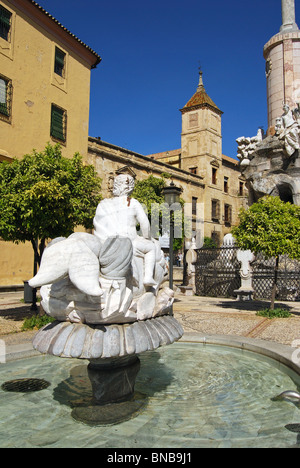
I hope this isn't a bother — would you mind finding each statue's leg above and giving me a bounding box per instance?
[143,249,157,287]
[133,238,157,288]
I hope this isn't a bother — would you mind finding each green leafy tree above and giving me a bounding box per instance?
[0,144,102,266]
[202,236,218,249]
[231,196,300,309]
[132,174,167,215]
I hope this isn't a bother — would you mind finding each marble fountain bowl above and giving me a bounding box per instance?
[1,338,300,448]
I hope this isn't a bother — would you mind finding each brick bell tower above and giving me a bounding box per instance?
[264,0,300,133]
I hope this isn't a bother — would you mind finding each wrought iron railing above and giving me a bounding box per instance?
[195,248,300,301]
[195,247,241,298]
[253,253,300,301]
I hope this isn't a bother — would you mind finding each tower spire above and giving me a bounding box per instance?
[197,68,204,91]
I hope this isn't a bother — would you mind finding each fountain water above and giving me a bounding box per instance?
[0,341,300,447]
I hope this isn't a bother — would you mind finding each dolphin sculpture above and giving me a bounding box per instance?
[29,232,103,297]
[273,390,300,403]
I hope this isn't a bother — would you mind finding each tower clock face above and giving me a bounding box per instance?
[265,58,272,78]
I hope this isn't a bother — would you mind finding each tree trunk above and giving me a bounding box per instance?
[270,256,280,310]
[31,238,40,266]
[30,238,46,266]
[30,238,46,313]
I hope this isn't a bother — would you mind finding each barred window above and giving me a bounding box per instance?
[54,47,66,78]
[0,75,12,119]
[0,5,12,41]
[50,104,67,142]
[211,199,220,221]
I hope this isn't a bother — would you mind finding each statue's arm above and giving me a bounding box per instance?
[134,200,151,239]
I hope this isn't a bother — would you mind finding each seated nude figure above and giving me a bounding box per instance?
[93,174,157,288]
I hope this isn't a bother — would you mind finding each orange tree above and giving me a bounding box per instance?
[232,196,300,309]
[0,144,102,267]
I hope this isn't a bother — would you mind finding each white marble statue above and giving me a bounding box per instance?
[278,103,300,157]
[29,175,173,325]
[93,174,158,288]
[275,117,283,135]
[234,249,255,301]
[236,129,264,166]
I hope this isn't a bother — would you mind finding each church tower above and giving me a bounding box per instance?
[264,0,300,132]
[180,71,223,178]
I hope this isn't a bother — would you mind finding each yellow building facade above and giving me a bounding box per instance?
[0,0,100,286]
[0,0,100,161]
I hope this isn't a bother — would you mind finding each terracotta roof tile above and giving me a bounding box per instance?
[180,72,222,115]
[182,89,222,114]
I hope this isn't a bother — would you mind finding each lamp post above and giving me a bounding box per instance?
[163,181,182,294]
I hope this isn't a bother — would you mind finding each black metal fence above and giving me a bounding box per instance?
[252,252,300,301]
[195,247,300,301]
[195,247,241,298]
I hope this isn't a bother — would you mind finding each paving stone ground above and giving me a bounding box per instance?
[0,290,299,348]
[173,294,300,346]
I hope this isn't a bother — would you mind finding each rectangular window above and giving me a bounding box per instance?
[190,167,197,175]
[0,5,12,41]
[54,47,66,77]
[211,231,220,247]
[239,181,244,196]
[0,75,12,118]
[50,104,67,142]
[212,167,217,185]
[224,176,229,193]
[211,199,220,221]
[189,113,198,128]
[224,204,232,225]
[192,197,198,216]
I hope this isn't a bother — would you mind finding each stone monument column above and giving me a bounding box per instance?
[264,0,300,133]
[281,0,298,33]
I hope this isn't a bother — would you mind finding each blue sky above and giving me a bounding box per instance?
[37,0,299,159]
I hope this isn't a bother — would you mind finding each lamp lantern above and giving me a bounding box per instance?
[163,181,182,207]
[163,181,182,311]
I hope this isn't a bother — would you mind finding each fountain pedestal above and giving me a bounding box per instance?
[33,315,183,425]
[87,355,140,404]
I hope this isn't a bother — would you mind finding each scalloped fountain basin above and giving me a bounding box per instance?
[0,341,299,448]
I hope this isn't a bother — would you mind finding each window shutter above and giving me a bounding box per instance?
[51,105,65,141]
[0,78,8,116]
[54,48,66,77]
[0,78,6,103]
[0,6,11,26]
[0,6,12,40]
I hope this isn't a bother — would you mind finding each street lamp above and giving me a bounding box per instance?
[163,181,182,294]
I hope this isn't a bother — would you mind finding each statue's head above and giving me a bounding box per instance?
[113,174,135,197]
[283,103,290,114]
[275,117,283,134]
